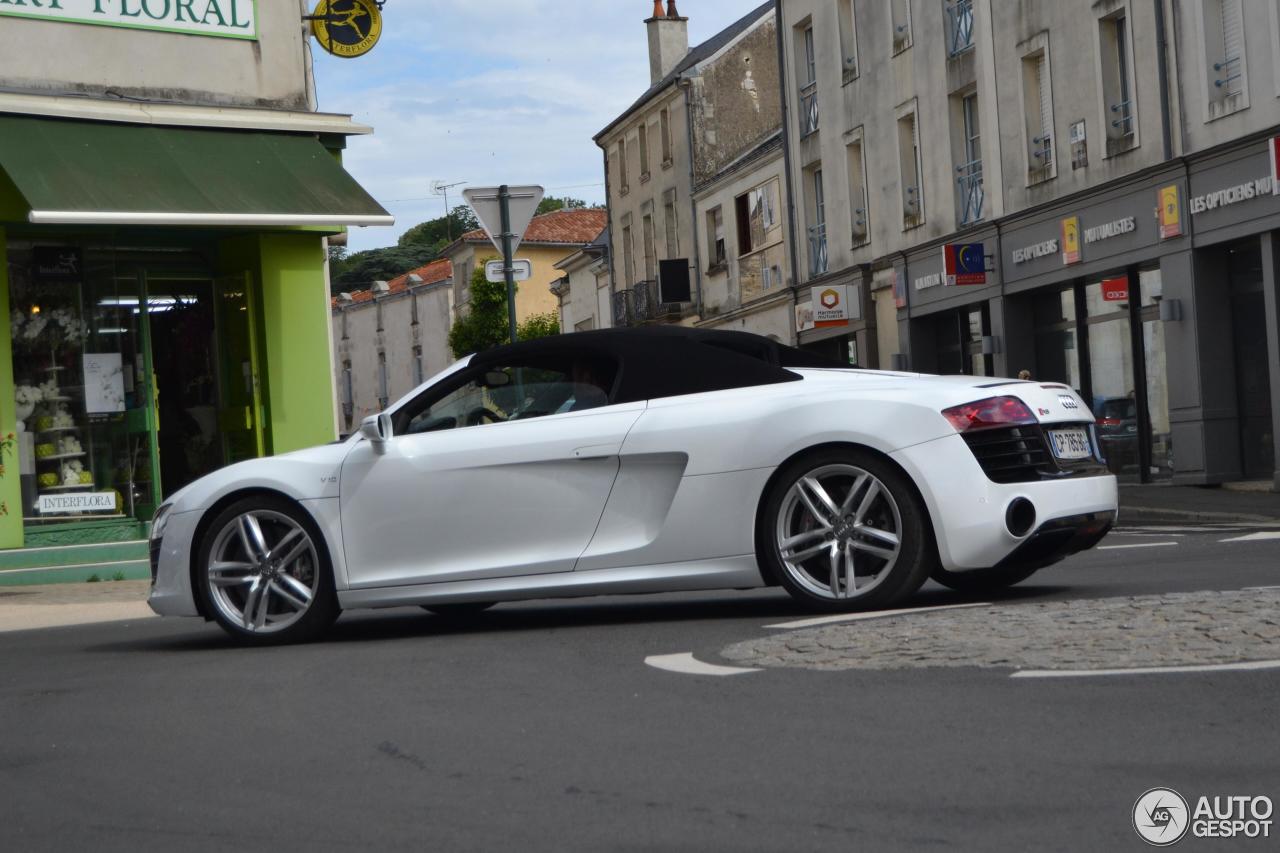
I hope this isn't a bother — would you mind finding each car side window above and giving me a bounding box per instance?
[398,357,617,435]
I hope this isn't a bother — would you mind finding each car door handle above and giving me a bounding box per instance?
[574,444,620,460]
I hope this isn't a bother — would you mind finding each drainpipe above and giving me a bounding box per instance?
[775,0,803,337]
[679,77,704,319]
[1153,0,1174,161]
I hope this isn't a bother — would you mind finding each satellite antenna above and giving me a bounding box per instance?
[431,180,467,240]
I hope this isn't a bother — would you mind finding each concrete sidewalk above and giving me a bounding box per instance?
[0,580,154,633]
[1120,482,1280,524]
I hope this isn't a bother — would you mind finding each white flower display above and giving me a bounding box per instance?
[61,460,84,487]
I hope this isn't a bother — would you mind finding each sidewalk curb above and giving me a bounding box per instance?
[1120,505,1280,524]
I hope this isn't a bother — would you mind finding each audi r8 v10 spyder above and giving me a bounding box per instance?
[149,328,1117,644]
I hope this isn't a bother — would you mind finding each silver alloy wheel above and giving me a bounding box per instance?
[206,510,320,634]
[774,463,903,600]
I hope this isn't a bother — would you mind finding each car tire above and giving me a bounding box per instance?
[759,448,936,612]
[420,602,495,617]
[930,564,1040,593]
[195,496,340,645]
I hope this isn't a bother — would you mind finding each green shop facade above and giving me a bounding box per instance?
[0,113,390,579]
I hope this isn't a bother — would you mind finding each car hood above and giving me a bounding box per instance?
[164,437,356,514]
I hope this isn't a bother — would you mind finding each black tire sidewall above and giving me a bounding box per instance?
[930,564,1040,593]
[760,448,936,612]
[195,496,339,645]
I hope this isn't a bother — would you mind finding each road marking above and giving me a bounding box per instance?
[1244,585,1280,591]
[1220,532,1280,543]
[644,653,760,676]
[764,601,991,631]
[1011,659,1280,679]
[1097,541,1178,550]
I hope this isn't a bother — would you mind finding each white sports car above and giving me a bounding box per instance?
[149,328,1117,644]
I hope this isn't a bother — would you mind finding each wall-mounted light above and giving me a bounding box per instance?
[1159,298,1183,322]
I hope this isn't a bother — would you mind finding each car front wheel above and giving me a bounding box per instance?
[760,449,936,611]
[196,497,339,645]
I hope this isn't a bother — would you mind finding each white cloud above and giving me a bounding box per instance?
[313,0,760,252]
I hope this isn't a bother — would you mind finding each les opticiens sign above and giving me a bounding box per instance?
[0,0,257,39]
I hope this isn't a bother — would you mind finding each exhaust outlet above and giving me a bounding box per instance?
[1005,498,1036,538]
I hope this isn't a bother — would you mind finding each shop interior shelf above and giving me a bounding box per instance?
[38,483,96,492]
[36,426,80,434]
[37,451,87,461]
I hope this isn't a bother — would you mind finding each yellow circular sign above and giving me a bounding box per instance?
[311,0,382,59]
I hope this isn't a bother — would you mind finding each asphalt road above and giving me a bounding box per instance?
[2,524,1279,852]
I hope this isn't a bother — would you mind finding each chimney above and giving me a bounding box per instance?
[645,1,689,85]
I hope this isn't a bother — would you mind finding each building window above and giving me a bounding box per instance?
[797,23,819,136]
[622,223,635,287]
[707,206,726,269]
[891,0,912,54]
[897,108,923,227]
[735,180,780,257]
[1022,45,1056,183]
[837,0,858,78]
[1099,9,1137,155]
[660,108,673,166]
[807,165,828,277]
[376,351,389,410]
[664,191,679,258]
[846,136,869,245]
[1202,0,1247,119]
[412,345,424,386]
[946,0,974,56]
[955,92,984,225]
[639,123,650,181]
[618,138,630,194]
[642,214,656,282]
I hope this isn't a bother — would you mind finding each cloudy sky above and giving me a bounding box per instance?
[311,0,757,253]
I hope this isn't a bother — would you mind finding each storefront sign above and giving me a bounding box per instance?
[1189,176,1273,214]
[913,272,942,290]
[37,493,117,514]
[942,243,987,286]
[1011,238,1058,265]
[1083,216,1135,245]
[0,0,258,40]
[1158,185,1182,239]
[310,0,382,58]
[812,284,851,328]
[1061,216,1081,265]
[1101,277,1129,302]
[32,247,83,282]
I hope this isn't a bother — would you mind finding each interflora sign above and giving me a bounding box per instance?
[310,0,382,58]
[0,0,258,39]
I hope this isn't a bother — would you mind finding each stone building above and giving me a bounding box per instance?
[594,2,791,339]
[331,259,454,436]
[776,0,1280,488]
[551,227,612,333]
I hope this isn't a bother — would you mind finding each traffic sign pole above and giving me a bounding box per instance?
[499,185,518,345]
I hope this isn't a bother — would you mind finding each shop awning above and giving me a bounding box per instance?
[0,115,394,228]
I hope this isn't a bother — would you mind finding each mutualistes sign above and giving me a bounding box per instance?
[0,0,258,39]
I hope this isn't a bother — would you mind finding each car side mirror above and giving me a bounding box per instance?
[360,413,393,453]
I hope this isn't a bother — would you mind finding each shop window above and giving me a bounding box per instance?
[1031,288,1082,392]
[1139,270,1171,479]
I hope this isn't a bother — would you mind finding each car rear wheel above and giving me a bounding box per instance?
[930,564,1040,593]
[760,449,936,611]
[197,497,339,645]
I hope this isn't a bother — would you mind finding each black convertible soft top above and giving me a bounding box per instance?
[468,327,845,404]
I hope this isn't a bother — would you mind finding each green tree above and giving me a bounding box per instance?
[330,244,437,294]
[447,264,562,358]
[397,207,479,254]
[535,195,591,215]
[517,312,560,341]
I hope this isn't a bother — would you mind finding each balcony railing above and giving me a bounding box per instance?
[1213,55,1242,96]
[956,158,984,225]
[633,279,655,322]
[1109,99,1134,136]
[807,223,828,277]
[799,82,819,137]
[946,0,974,56]
[612,289,633,326]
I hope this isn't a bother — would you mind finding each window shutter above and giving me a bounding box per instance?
[1037,53,1052,162]
[1220,0,1242,65]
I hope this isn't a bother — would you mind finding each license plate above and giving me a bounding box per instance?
[1049,427,1093,460]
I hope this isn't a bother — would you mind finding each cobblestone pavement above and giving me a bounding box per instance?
[721,588,1280,672]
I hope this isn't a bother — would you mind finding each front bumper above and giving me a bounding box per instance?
[892,433,1118,572]
[147,509,202,617]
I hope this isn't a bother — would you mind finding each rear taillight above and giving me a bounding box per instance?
[942,396,1038,433]
[1096,417,1121,426]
